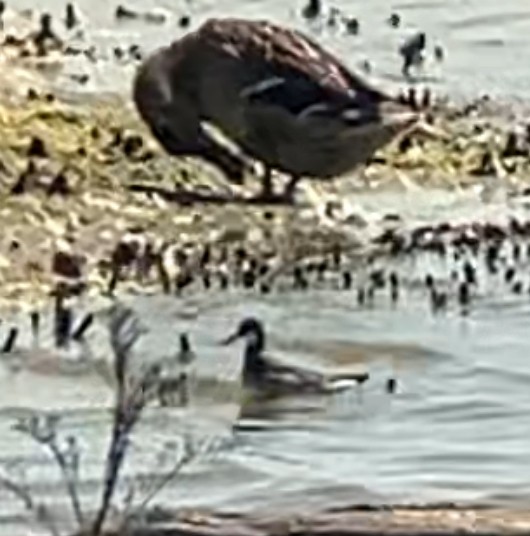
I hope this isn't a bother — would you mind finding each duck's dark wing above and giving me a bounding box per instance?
[199,18,390,119]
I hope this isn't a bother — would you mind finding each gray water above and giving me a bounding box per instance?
[8,0,530,103]
[3,0,530,534]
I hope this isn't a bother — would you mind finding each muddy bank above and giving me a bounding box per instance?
[1,80,530,312]
[1,2,530,316]
[98,503,530,535]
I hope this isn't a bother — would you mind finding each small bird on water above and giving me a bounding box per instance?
[221,317,369,396]
[133,18,422,202]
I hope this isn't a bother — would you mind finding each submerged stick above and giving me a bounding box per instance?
[30,311,40,342]
[1,327,18,353]
[45,440,85,527]
[92,305,154,536]
[53,288,73,348]
[72,313,94,342]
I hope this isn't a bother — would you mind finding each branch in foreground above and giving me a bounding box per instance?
[12,414,85,533]
[0,472,60,536]
[91,303,160,536]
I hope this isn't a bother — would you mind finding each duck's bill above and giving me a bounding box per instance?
[220,332,240,346]
[339,108,419,138]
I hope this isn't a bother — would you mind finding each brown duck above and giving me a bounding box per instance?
[222,317,369,397]
[133,17,419,201]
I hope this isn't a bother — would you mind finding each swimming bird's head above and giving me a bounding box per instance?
[221,317,265,352]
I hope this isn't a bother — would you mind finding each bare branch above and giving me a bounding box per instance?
[11,414,85,529]
[0,472,61,536]
[92,303,149,536]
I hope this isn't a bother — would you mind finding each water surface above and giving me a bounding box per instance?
[2,188,530,534]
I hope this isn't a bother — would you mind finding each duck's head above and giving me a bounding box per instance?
[132,47,185,155]
[221,317,265,353]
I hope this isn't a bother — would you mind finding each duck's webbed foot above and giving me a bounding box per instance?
[258,165,276,201]
[282,175,300,202]
[253,168,299,205]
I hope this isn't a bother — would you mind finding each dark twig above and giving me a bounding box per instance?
[0,473,33,510]
[91,304,157,536]
[131,439,196,518]
[0,473,60,536]
[1,327,18,353]
[46,439,84,526]
[53,290,73,349]
[72,313,94,342]
[10,413,83,535]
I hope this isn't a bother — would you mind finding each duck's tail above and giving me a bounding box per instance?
[321,371,369,393]
[327,371,369,384]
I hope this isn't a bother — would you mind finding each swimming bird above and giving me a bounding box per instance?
[133,17,421,202]
[221,317,369,396]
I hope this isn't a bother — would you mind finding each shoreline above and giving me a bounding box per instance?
[0,80,528,313]
[98,502,530,535]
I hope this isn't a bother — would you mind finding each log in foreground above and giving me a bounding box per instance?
[102,503,530,535]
